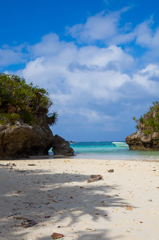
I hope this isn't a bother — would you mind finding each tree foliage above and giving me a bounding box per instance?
[133,101,159,135]
[0,73,57,125]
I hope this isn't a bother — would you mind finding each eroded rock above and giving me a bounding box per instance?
[125,131,159,150]
[0,121,54,159]
[52,134,74,156]
[0,121,74,159]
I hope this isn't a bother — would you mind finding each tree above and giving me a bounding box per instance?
[0,73,57,125]
[133,101,159,135]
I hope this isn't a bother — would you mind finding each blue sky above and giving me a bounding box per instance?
[1,0,159,141]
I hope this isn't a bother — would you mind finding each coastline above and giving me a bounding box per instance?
[0,158,158,240]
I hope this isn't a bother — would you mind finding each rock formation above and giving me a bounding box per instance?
[0,121,54,159]
[52,134,74,156]
[125,131,159,150]
[0,73,74,159]
[0,122,74,159]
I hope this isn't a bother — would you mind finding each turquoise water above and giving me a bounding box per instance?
[69,142,159,161]
[49,141,159,161]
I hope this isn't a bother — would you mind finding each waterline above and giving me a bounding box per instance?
[70,141,159,161]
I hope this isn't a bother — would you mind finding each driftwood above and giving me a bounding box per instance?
[51,232,64,239]
[87,175,103,183]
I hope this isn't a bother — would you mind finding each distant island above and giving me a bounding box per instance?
[0,73,74,159]
[126,101,159,150]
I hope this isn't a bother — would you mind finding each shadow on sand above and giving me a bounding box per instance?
[0,162,134,240]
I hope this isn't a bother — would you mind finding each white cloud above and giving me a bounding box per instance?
[13,33,137,132]
[66,7,138,46]
[66,10,120,43]
[140,64,159,76]
[110,16,159,49]
[29,33,76,58]
[20,34,133,105]
[19,34,159,117]
[111,31,136,45]
[66,8,159,56]
[15,32,159,136]
[0,48,25,67]
[133,64,159,94]
[135,18,159,48]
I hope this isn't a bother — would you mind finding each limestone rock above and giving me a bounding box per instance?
[125,131,159,150]
[52,134,74,156]
[0,122,74,159]
[0,121,54,160]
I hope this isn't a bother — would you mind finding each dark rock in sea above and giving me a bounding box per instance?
[125,131,159,150]
[52,134,74,156]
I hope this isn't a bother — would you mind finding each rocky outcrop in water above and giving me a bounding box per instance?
[125,131,159,150]
[52,134,74,156]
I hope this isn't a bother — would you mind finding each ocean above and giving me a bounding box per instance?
[65,141,159,161]
[49,141,159,161]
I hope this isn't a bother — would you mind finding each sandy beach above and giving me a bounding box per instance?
[0,158,159,240]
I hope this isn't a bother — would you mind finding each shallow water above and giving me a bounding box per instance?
[50,141,159,161]
[69,142,159,161]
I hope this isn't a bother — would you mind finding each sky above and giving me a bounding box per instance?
[1,0,159,141]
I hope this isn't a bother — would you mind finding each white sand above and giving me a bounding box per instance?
[0,158,159,240]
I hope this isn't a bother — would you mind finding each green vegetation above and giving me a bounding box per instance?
[133,101,159,135]
[0,73,57,125]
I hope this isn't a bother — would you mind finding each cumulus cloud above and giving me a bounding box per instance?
[66,10,121,43]
[66,7,137,46]
[134,18,159,49]
[29,33,76,58]
[137,64,159,86]
[21,34,134,107]
[66,8,159,55]
[109,16,159,50]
